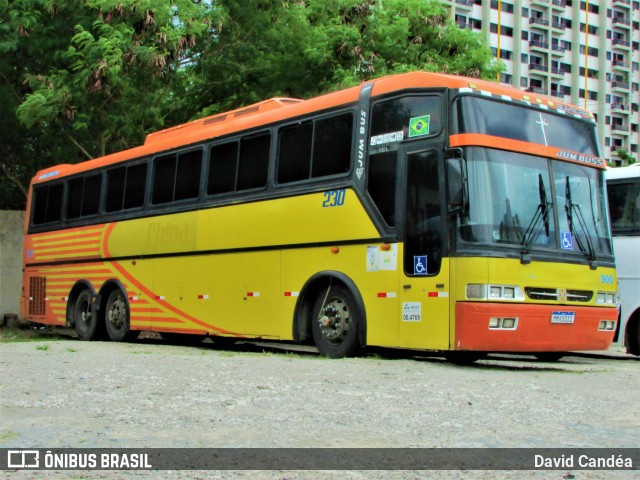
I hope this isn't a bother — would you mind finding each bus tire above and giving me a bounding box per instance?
[311,284,361,358]
[104,288,136,342]
[444,352,485,365]
[73,289,101,341]
[534,352,564,362]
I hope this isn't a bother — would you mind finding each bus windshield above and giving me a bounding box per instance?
[454,96,598,155]
[459,147,612,258]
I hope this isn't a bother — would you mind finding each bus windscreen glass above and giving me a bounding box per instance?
[454,96,599,155]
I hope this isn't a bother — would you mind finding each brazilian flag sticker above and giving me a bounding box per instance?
[409,115,431,137]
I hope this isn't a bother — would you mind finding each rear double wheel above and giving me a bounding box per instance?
[311,284,361,358]
[104,289,136,342]
[73,289,102,340]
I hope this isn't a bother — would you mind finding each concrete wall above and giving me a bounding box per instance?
[0,210,25,320]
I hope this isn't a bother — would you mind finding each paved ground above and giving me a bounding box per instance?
[0,333,638,479]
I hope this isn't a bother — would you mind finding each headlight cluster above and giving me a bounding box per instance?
[596,292,616,305]
[466,284,525,301]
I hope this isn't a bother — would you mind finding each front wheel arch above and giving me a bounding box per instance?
[624,308,640,356]
[293,271,367,349]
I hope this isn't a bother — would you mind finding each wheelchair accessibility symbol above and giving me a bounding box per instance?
[561,231,573,250]
[414,255,428,275]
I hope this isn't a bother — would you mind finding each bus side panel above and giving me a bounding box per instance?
[281,244,401,347]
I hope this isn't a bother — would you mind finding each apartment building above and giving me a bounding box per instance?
[443,0,640,166]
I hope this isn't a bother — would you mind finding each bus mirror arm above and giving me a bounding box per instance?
[446,150,467,213]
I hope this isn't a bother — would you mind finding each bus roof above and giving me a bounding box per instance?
[606,164,640,181]
[32,71,595,184]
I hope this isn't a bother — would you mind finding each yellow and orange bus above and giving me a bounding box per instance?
[21,71,618,361]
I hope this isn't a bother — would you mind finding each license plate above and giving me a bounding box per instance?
[551,311,575,324]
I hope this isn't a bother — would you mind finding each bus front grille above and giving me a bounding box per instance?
[524,287,593,302]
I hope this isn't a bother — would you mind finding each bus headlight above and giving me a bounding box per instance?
[596,292,616,304]
[466,284,524,301]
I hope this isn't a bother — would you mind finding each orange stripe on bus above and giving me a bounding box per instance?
[449,134,606,169]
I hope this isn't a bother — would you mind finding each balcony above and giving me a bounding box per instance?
[531,0,550,6]
[611,103,630,115]
[612,17,631,28]
[612,81,630,92]
[551,20,566,32]
[529,17,550,29]
[526,86,548,95]
[611,124,630,135]
[550,90,565,98]
[551,0,567,9]
[551,67,565,78]
[612,38,631,50]
[529,63,549,74]
[529,40,550,51]
[455,0,474,10]
[550,44,566,56]
[612,59,630,71]
[612,0,631,8]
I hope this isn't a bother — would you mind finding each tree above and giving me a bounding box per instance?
[0,0,215,207]
[190,0,501,117]
[1,0,500,210]
[616,149,637,166]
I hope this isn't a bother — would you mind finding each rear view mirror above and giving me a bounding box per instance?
[446,156,466,210]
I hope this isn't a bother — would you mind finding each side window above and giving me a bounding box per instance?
[32,183,63,225]
[238,132,270,191]
[107,163,147,212]
[152,149,202,204]
[68,173,102,219]
[312,113,353,178]
[152,154,176,204]
[277,112,353,184]
[370,95,442,143]
[208,141,238,195]
[174,150,202,201]
[367,151,397,226]
[278,122,312,183]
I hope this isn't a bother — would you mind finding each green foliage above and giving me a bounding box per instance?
[1,0,499,209]
[616,149,637,166]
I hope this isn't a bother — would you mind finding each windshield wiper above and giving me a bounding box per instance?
[565,176,597,269]
[521,174,551,263]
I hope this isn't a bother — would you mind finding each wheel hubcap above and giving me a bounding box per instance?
[108,296,126,329]
[317,298,351,343]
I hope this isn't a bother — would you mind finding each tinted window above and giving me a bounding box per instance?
[453,96,599,155]
[278,112,353,184]
[82,174,102,216]
[238,132,270,191]
[607,180,640,236]
[278,122,312,183]
[124,163,147,209]
[32,183,63,225]
[312,113,353,178]
[66,177,84,219]
[107,163,147,212]
[367,151,397,226]
[370,96,442,143]
[175,150,202,201]
[153,154,176,204]
[153,149,202,204]
[208,142,238,195]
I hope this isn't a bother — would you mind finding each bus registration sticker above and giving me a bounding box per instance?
[550,311,575,324]
[402,302,422,322]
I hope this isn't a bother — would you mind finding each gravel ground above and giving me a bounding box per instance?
[0,334,638,480]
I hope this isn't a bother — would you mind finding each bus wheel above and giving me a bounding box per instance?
[311,285,361,358]
[73,289,100,341]
[104,289,136,342]
[534,353,564,362]
[444,352,485,365]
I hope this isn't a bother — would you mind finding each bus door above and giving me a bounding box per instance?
[399,145,450,350]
